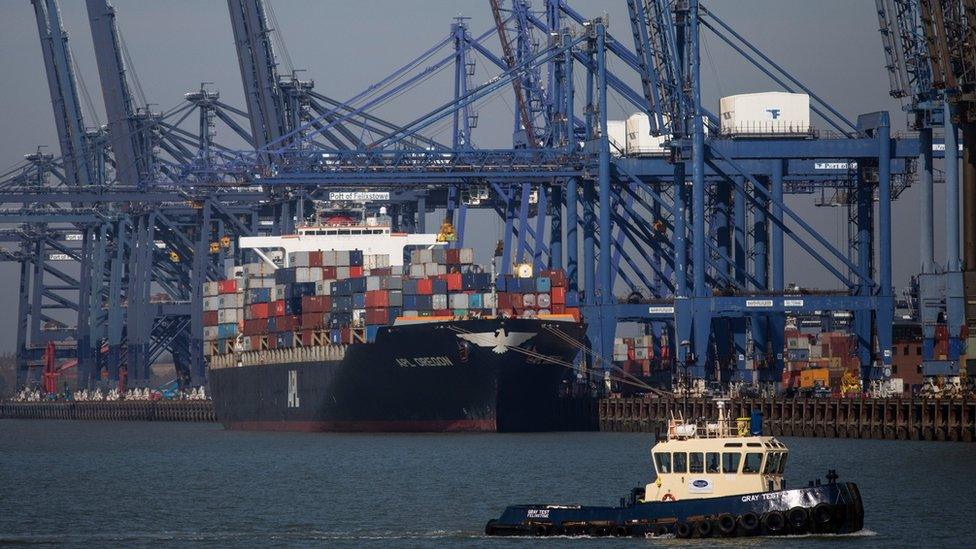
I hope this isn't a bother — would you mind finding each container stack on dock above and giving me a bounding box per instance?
[612,335,662,377]
[204,247,579,359]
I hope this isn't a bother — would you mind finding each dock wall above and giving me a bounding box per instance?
[599,397,976,442]
[0,400,215,422]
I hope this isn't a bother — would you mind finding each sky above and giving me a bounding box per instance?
[0,1,947,351]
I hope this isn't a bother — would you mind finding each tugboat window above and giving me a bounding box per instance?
[722,452,741,473]
[672,452,687,473]
[654,453,671,474]
[743,452,763,473]
[689,452,704,474]
[764,452,781,474]
[706,452,720,473]
[777,453,788,473]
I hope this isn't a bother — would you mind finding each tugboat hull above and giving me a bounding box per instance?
[486,481,863,538]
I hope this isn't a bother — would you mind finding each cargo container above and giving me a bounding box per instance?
[719,92,810,136]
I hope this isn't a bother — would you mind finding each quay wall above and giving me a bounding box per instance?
[0,400,215,422]
[599,397,976,442]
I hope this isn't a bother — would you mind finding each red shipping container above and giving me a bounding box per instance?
[433,309,451,317]
[250,302,270,319]
[249,336,262,351]
[371,267,392,276]
[416,278,433,295]
[300,330,315,346]
[301,312,325,329]
[267,336,278,349]
[272,300,286,317]
[349,266,364,278]
[498,292,513,310]
[341,328,351,344]
[551,304,566,314]
[365,290,389,308]
[551,286,566,305]
[203,310,219,326]
[243,318,265,336]
[444,273,462,291]
[565,307,581,322]
[365,307,388,325]
[218,279,237,294]
[309,251,323,267]
[446,248,461,265]
[321,266,337,280]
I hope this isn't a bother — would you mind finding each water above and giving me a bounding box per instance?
[0,420,971,548]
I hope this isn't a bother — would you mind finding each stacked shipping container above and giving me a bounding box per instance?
[204,247,579,358]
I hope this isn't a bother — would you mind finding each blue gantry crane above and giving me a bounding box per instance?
[5,0,966,397]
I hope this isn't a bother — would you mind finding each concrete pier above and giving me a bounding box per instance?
[0,400,215,422]
[599,397,976,442]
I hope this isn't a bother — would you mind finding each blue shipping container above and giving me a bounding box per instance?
[432,279,448,294]
[353,293,366,309]
[469,293,483,309]
[275,267,296,284]
[565,290,580,307]
[248,287,271,303]
[365,325,381,342]
[536,276,552,292]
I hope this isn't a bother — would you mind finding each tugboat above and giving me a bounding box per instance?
[485,402,864,538]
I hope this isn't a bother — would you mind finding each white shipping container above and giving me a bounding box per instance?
[218,294,242,309]
[634,347,650,360]
[402,310,419,318]
[413,249,433,264]
[607,120,627,156]
[336,250,351,266]
[322,250,338,267]
[366,276,382,291]
[390,265,404,276]
[273,286,288,301]
[483,292,496,308]
[537,293,552,308]
[719,92,810,136]
[614,343,628,355]
[458,248,475,265]
[432,248,447,264]
[449,293,469,309]
[203,326,219,341]
[295,267,323,283]
[315,280,332,295]
[248,276,276,289]
[888,378,905,395]
[523,294,537,307]
[625,113,669,156]
[290,251,311,268]
[432,294,448,310]
[336,266,351,279]
[436,264,447,275]
[424,262,440,276]
[409,264,425,278]
[218,308,239,324]
[537,308,551,315]
[203,282,220,297]
[203,296,220,311]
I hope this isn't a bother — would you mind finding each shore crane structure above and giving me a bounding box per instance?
[4,0,962,396]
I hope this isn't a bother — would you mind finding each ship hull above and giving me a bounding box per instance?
[209,318,584,433]
[486,481,864,538]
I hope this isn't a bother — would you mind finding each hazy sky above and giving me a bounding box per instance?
[0,1,944,351]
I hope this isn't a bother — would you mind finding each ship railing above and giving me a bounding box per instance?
[667,417,751,439]
[207,344,348,369]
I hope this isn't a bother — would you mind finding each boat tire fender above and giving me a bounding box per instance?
[653,524,670,537]
[675,522,693,539]
[738,512,760,532]
[788,506,809,531]
[532,524,549,536]
[696,520,713,538]
[813,503,834,526]
[485,520,498,536]
[611,525,629,537]
[717,513,737,535]
[763,510,786,534]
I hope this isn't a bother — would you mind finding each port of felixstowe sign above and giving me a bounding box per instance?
[329,191,390,201]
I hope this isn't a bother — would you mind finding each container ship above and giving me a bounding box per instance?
[205,210,586,432]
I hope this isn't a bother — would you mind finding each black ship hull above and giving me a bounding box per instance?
[209,318,585,432]
[486,481,864,538]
